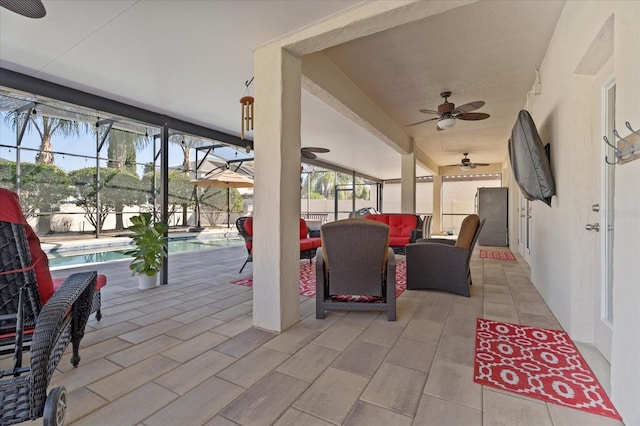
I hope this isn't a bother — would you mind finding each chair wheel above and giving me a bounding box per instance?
[44,386,67,426]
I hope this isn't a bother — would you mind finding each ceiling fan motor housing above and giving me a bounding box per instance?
[438,92,455,115]
[438,103,455,114]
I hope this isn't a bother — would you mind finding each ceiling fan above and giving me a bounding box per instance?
[301,147,329,160]
[448,153,490,170]
[0,0,46,18]
[408,91,490,130]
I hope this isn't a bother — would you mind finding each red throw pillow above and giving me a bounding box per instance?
[0,188,55,304]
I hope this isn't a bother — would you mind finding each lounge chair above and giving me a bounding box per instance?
[0,213,96,425]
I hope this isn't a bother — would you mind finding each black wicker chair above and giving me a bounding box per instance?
[315,218,396,321]
[0,220,96,426]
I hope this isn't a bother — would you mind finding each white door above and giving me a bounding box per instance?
[593,78,616,362]
[518,194,531,263]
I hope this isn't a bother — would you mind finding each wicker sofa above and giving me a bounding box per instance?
[364,213,423,254]
[236,216,322,273]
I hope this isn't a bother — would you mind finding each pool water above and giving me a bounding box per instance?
[48,237,243,268]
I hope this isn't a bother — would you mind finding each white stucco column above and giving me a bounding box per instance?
[252,44,301,332]
[432,175,442,234]
[400,151,416,213]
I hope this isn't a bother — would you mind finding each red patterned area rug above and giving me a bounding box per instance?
[474,318,621,420]
[231,259,406,301]
[479,249,516,260]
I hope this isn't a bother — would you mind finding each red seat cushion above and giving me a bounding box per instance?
[389,236,409,247]
[0,188,55,305]
[299,238,316,251]
[244,217,253,236]
[364,214,388,225]
[309,237,322,249]
[299,218,309,239]
[365,214,418,245]
[241,217,319,255]
[388,215,417,238]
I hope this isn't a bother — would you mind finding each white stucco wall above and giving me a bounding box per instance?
[512,2,640,423]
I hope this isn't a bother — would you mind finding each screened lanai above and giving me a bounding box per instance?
[0,72,402,280]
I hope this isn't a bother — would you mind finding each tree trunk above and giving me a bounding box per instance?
[36,135,55,164]
[182,204,188,226]
[182,147,192,173]
[115,204,124,230]
[36,214,52,234]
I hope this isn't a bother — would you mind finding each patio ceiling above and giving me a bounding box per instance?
[0,0,565,180]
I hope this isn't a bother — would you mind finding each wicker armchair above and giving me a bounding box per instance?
[315,219,396,321]
[1,219,96,426]
[405,214,485,297]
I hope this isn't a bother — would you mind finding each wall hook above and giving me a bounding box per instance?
[613,129,633,150]
[604,121,640,165]
[603,135,620,152]
[625,121,640,137]
[603,135,621,165]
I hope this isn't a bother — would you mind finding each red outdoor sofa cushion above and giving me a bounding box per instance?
[364,213,423,251]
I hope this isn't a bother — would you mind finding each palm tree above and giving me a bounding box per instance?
[169,135,206,174]
[3,112,86,165]
[106,128,149,229]
[107,128,147,175]
[307,167,335,199]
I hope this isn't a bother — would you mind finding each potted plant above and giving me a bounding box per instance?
[125,212,168,289]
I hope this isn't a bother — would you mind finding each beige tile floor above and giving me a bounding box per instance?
[10,244,623,425]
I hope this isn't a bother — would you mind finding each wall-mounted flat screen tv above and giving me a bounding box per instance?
[508,110,556,206]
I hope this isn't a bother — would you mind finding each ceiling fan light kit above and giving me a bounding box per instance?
[438,116,456,129]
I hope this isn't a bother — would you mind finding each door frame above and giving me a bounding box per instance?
[518,193,531,264]
[594,76,616,362]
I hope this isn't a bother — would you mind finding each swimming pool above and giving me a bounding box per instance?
[48,237,243,268]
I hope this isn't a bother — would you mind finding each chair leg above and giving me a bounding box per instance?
[387,309,396,321]
[239,257,251,274]
[70,315,82,368]
[92,291,102,321]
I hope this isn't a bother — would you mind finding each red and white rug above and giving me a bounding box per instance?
[479,249,516,260]
[474,318,621,420]
[231,259,406,301]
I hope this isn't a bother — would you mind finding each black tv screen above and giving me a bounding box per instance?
[508,110,556,206]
